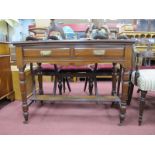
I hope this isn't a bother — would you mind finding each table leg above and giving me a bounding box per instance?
[120,68,130,125]
[37,63,43,95]
[112,63,117,96]
[111,63,117,107]
[117,64,122,96]
[19,65,28,123]
[30,63,36,96]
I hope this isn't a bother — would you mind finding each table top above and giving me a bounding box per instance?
[0,41,10,44]
[13,39,135,46]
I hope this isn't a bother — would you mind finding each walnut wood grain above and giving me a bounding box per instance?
[13,40,135,124]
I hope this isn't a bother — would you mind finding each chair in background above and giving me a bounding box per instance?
[128,43,155,125]
[52,64,71,95]
[27,24,71,96]
[83,33,127,97]
[33,63,71,95]
[83,63,122,96]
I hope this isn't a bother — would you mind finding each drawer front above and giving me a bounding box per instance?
[24,48,70,57]
[74,48,124,57]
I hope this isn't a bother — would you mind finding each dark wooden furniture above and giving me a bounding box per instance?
[128,48,155,125]
[0,42,14,101]
[13,40,135,124]
[35,63,71,95]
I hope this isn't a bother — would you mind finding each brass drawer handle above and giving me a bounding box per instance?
[40,50,52,56]
[93,50,105,55]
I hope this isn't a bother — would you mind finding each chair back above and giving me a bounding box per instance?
[134,41,155,85]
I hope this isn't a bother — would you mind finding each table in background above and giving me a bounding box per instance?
[0,42,14,101]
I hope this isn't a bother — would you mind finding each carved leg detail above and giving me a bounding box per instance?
[139,91,147,126]
[22,103,29,123]
[19,66,28,123]
[120,68,130,125]
[112,63,117,96]
[111,63,118,107]
[117,65,122,96]
[30,63,36,98]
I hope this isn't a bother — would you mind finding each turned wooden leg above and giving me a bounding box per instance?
[112,63,117,96]
[139,90,147,126]
[111,63,118,107]
[117,65,122,96]
[19,66,28,123]
[120,68,130,125]
[30,63,36,97]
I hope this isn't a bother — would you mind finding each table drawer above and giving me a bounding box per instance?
[74,48,124,57]
[24,48,70,57]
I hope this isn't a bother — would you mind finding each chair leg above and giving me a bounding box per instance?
[84,77,88,92]
[53,76,58,95]
[139,90,147,125]
[38,74,43,95]
[66,77,71,92]
[38,74,44,105]
[58,77,63,95]
[89,77,93,95]
[94,76,98,95]
[63,78,66,93]
[127,82,134,105]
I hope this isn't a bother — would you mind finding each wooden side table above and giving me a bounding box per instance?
[13,40,135,125]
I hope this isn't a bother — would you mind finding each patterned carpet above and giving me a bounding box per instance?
[0,82,155,135]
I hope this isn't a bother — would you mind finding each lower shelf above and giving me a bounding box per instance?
[30,94,121,103]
